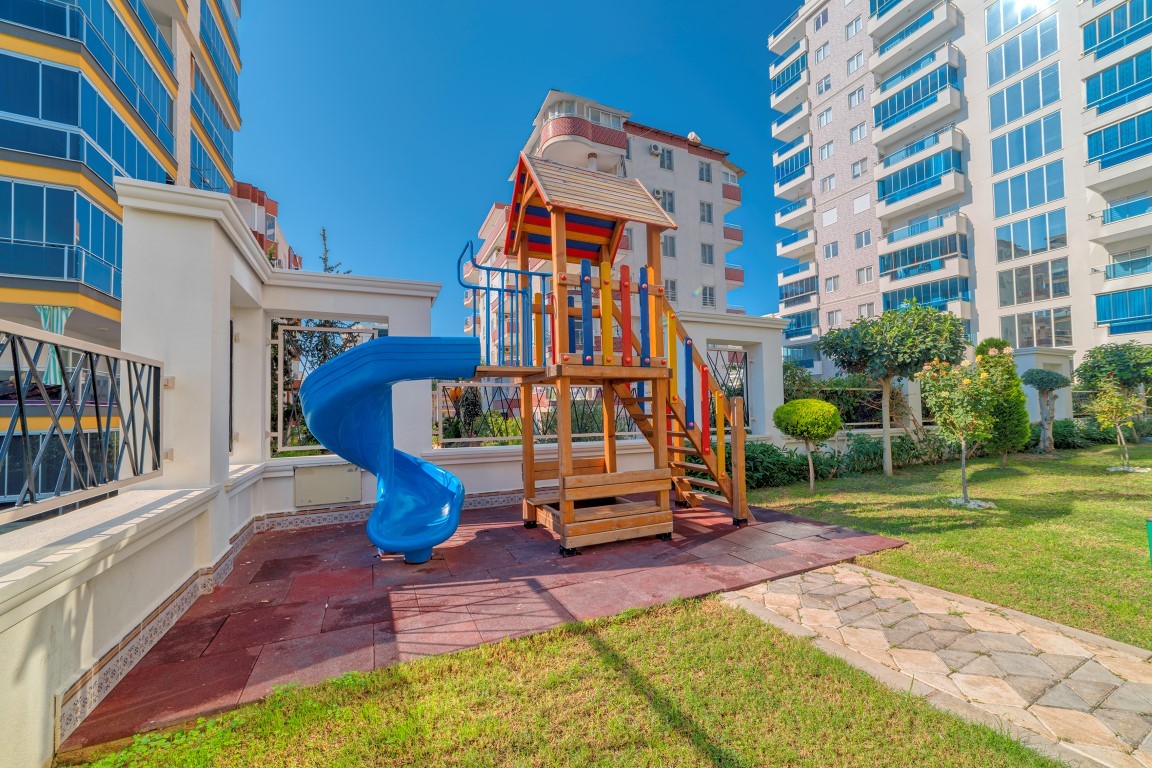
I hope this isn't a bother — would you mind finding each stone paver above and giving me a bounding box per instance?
[722,564,1152,768]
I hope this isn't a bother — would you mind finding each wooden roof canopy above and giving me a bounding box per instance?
[503,153,677,264]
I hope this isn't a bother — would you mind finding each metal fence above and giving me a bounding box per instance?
[0,320,162,529]
[433,382,643,447]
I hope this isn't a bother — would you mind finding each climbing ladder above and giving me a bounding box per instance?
[461,153,749,553]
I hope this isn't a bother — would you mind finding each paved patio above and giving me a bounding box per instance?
[724,564,1152,768]
[60,502,902,754]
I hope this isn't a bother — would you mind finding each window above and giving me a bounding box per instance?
[827,309,843,326]
[815,42,831,63]
[846,16,862,39]
[701,243,715,265]
[847,52,864,74]
[876,150,964,205]
[992,160,1064,218]
[661,233,677,258]
[850,122,868,143]
[989,63,1060,130]
[879,234,969,278]
[658,190,675,213]
[991,111,1062,175]
[700,201,714,223]
[824,241,840,259]
[857,266,874,284]
[659,147,674,170]
[1000,307,1072,348]
[859,302,875,318]
[722,170,739,184]
[819,141,835,160]
[821,174,837,192]
[855,230,872,248]
[814,8,828,30]
[852,159,868,178]
[997,257,1070,307]
[853,193,870,213]
[665,279,678,302]
[1084,0,1152,58]
[987,15,1058,87]
[819,107,833,127]
[825,276,840,292]
[1087,49,1152,115]
[625,138,631,159]
[849,87,866,108]
[698,161,712,182]
[874,64,961,130]
[1087,107,1152,168]
[817,75,832,95]
[701,285,716,308]
[822,208,838,226]
[589,108,623,129]
[986,0,1058,43]
[882,277,970,311]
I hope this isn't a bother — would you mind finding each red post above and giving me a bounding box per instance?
[620,266,633,366]
[700,365,711,455]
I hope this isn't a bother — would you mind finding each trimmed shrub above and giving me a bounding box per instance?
[974,337,1012,356]
[774,399,843,493]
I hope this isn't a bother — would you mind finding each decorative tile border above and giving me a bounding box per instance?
[255,505,371,533]
[463,492,523,510]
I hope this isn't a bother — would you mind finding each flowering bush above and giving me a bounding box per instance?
[1086,376,1146,469]
[917,349,1020,503]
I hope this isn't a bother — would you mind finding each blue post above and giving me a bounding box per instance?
[639,267,650,367]
[567,295,576,354]
[580,259,594,364]
[684,338,695,429]
[521,287,531,366]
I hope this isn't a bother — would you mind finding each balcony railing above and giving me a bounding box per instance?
[872,0,908,20]
[1101,194,1152,224]
[1104,254,1152,279]
[886,211,959,243]
[0,320,162,529]
[878,5,937,56]
[779,229,810,248]
[779,260,814,278]
[777,197,810,219]
[768,7,801,45]
[772,102,805,131]
[883,126,949,168]
[0,242,122,299]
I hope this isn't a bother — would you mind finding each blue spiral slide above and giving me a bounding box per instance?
[298,337,481,564]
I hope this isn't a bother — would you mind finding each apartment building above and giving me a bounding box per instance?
[231,181,302,270]
[770,0,1152,376]
[466,91,746,362]
[0,0,242,347]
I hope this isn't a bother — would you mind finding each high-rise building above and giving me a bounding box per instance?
[770,0,1152,375]
[0,0,242,346]
[466,91,746,362]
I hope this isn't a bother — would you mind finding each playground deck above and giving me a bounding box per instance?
[58,501,903,756]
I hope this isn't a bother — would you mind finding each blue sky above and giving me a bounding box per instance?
[235,0,794,335]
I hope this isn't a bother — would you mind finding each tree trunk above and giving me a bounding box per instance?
[880,377,893,477]
[1001,451,1008,468]
[960,437,969,503]
[1118,426,1130,468]
[806,439,815,494]
[1038,391,1051,452]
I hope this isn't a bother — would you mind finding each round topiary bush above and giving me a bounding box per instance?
[773,399,842,493]
[1022,368,1071,453]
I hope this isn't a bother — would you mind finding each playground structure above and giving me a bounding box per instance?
[462,153,750,552]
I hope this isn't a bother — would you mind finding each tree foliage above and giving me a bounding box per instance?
[980,349,1031,466]
[1075,342,1152,393]
[773,399,842,493]
[817,303,967,476]
[974,337,1012,357]
[1086,377,1146,468]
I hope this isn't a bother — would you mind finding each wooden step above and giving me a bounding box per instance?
[670,460,707,472]
[680,476,722,491]
[527,495,559,507]
[667,445,700,455]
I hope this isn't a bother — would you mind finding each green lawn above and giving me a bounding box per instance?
[752,443,1152,649]
[78,600,1060,768]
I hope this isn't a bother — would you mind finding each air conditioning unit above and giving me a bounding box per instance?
[648,144,661,156]
[651,189,663,199]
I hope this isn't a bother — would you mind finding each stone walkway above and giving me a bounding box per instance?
[722,565,1152,768]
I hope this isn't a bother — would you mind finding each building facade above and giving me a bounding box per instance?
[0,0,242,347]
[231,181,301,270]
[465,91,746,362]
[770,0,1152,375]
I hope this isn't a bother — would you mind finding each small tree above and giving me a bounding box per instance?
[773,399,842,493]
[974,337,1012,357]
[1076,341,1152,394]
[1022,369,1070,453]
[818,302,967,476]
[980,346,1031,467]
[917,356,1008,504]
[1086,377,1145,469]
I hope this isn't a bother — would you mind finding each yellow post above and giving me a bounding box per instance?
[666,309,678,403]
[716,394,726,478]
[599,261,613,364]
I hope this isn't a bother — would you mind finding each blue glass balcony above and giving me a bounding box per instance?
[775,148,812,186]
[886,214,949,243]
[877,150,964,206]
[1088,113,1152,170]
[1083,1,1152,60]
[872,0,908,20]
[773,102,804,130]
[1106,254,1152,279]
[874,65,960,132]
[883,130,942,168]
[779,260,813,278]
[878,7,936,56]
[0,241,121,298]
[779,229,811,249]
[1103,194,1152,225]
[769,7,801,47]
[771,55,808,98]
[1096,286,1152,332]
[777,198,809,219]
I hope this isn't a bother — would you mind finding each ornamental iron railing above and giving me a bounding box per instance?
[0,319,162,529]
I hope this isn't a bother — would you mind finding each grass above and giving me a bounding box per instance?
[77,600,1062,768]
[751,443,1152,649]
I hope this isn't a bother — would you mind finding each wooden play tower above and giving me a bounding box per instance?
[467,153,749,553]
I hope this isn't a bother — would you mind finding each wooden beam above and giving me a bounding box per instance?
[602,381,617,474]
[550,208,569,358]
[521,383,536,525]
[733,396,748,522]
[556,377,574,527]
